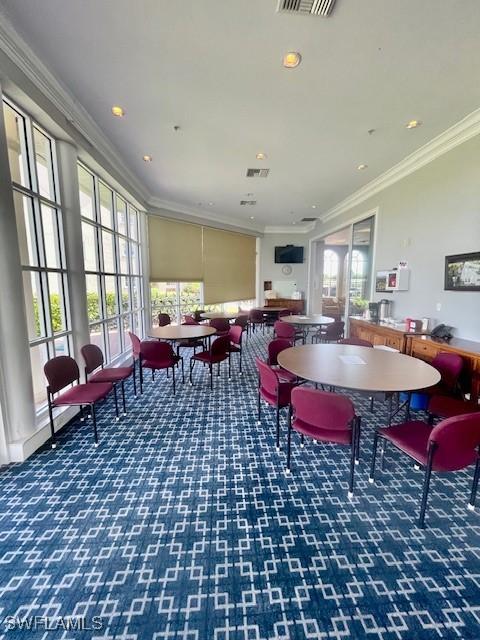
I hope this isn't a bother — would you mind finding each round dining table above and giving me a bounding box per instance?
[280,314,335,327]
[254,306,289,314]
[277,343,440,393]
[149,325,217,341]
[200,311,241,320]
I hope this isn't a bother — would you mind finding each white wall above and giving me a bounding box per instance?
[259,233,309,302]
[310,133,480,341]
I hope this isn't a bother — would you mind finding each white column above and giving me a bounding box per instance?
[0,84,36,447]
[55,140,89,363]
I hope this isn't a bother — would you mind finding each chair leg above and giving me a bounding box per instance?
[139,363,143,395]
[152,369,155,381]
[355,416,361,464]
[228,354,231,379]
[370,396,374,412]
[172,365,176,395]
[181,357,185,383]
[286,406,292,473]
[48,399,56,449]
[276,405,280,451]
[91,403,98,446]
[380,440,387,470]
[239,350,242,375]
[348,440,356,499]
[468,457,480,511]
[257,388,261,424]
[419,447,435,528]
[132,361,137,397]
[369,432,379,483]
[190,359,195,385]
[300,433,304,448]
[121,381,126,415]
[113,384,119,421]
[217,363,220,377]
[427,413,434,426]
[79,404,85,422]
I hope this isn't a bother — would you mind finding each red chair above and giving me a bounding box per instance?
[249,309,265,334]
[209,317,230,337]
[190,335,231,390]
[157,313,171,327]
[339,337,373,347]
[274,320,304,344]
[44,356,113,448]
[255,357,295,451]
[278,309,291,318]
[427,395,479,422]
[425,352,464,397]
[234,314,249,339]
[267,338,297,384]
[81,344,133,418]
[128,331,141,396]
[193,310,206,323]
[140,340,184,395]
[313,320,345,343]
[287,388,360,497]
[176,316,206,357]
[228,325,244,375]
[369,412,480,528]
[182,315,197,325]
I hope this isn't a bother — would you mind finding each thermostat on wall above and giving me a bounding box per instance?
[282,264,292,275]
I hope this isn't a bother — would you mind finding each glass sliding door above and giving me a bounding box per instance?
[347,216,375,320]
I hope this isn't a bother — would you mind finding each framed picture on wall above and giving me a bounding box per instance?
[444,252,480,291]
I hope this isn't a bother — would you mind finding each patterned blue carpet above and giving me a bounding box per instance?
[0,331,479,639]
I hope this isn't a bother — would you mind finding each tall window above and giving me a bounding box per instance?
[3,99,71,410]
[350,249,368,298]
[79,165,144,362]
[323,249,339,297]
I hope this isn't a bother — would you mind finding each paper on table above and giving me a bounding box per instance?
[338,355,366,365]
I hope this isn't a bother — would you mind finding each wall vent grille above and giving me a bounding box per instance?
[240,200,257,206]
[277,0,337,17]
[246,168,270,178]
[301,217,317,222]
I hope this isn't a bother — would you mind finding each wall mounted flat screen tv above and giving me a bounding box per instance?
[275,245,304,264]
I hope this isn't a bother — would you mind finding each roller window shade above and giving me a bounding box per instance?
[148,217,203,282]
[203,228,256,304]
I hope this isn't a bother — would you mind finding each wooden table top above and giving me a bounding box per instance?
[200,311,239,320]
[254,307,289,313]
[149,325,217,340]
[277,343,441,392]
[280,314,335,326]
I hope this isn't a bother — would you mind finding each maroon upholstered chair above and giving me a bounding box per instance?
[428,395,479,422]
[140,340,184,395]
[274,320,303,344]
[234,314,249,339]
[209,317,230,337]
[44,356,113,448]
[312,320,345,343]
[369,412,480,527]
[255,357,295,451]
[193,310,206,323]
[182,315,197,325]
[128,331,141,396]
[176,316,205,357]
[278,309,291,317]
[81,344,133,418]
[267,338,297,384]
[425,352,464,397]
[190,335,231,390]
[288,388,360,497]
[249,309,265,334]
[157,313,171,327]
[339,337,374,348]
[228,325,244,375]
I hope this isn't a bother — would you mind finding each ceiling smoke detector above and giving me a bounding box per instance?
[277,0,337,18]
[246,168,270,178]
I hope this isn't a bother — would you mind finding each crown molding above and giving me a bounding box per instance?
[0,10,150,204]
[320,107,480,223]
[264,223,316,234]
[148,197,264,235]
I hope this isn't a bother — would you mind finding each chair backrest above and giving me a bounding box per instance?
[193,310,205,322]
[182,315,198,325]
[129,331,141,358]
[81,343,105,374]
[274,320,295,339]
[324,320,345,340]
[234,315,248,328]
[249,309,264,322]
[278,309,291,317]
[255,357,280,397]
[431,352,464,390]
[229,325,243,347]
[211,335,230,357]
[338,337,373,348]
[44,356,80,395]
[268,338,292,366]
[291,387,355,432]
[140,340,175,364]
[429,412,480,471]
[157,313,171,327]
[209,317,230,332]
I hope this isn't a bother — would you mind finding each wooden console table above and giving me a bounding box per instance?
[349,318,411,352]
[265,298,305,314]
[406,335,480,402]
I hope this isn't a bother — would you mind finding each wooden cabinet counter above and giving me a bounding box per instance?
[349,318,412,352]
[265,298,305,314]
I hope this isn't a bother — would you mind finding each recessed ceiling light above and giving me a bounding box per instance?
[311,205,317,209]
[250,216,255,220]
[111,105,125,117]
[208,202,214,206]
[406,120,422,129]
[283,52,301,68]
[143,155,152,162]
[357,164,368,171]
[256,152,267,160]
[292,221,296,225]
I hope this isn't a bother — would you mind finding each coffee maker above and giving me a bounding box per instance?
[368,302,379,322]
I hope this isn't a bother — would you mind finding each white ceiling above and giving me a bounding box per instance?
[2,0,480,230]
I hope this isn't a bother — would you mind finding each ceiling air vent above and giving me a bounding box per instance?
[240,200,257,206]
[246,168,270,178]
[301,217,317,222]
[277,0,337,17]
